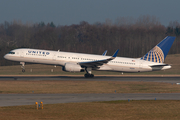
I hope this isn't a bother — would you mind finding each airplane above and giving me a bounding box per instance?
[4,36,175,78]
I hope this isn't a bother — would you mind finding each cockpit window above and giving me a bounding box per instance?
[8,52,15,54]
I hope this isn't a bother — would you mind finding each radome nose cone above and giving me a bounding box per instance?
[4,54,8,59]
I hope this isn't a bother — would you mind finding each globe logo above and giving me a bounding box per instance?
[141,46,164,63]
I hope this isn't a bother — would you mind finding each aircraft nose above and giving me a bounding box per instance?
[4,54,8,59]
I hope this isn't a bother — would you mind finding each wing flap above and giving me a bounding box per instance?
[79,49,119,68]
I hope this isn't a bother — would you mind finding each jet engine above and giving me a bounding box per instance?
[62,63,84,72]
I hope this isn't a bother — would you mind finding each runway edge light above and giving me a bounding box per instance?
[35,102,38,110]
[41,101,43,109]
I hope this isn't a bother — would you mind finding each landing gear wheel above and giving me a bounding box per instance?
[22,69,25,72]
[90,74,94,78]
[84,74,94,78]
[84,74,89,78]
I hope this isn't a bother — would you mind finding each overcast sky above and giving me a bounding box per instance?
[0,0,179,26]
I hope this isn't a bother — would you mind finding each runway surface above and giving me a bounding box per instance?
[0,76,180,107]
[1,93,180,107]
[0,75,180,84]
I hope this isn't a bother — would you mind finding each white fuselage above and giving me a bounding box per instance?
[4,48,171,72]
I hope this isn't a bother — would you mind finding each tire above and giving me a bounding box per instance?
[84,74,90,78]
[84,74,94,78]
[90,74,94,78]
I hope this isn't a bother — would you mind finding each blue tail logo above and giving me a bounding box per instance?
[141,36,176,63]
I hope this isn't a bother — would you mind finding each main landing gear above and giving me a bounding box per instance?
[20,62,25,72]
[84,68,94,78]
[84,73,94,78]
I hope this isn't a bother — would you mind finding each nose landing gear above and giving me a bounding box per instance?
[20,62,25,72]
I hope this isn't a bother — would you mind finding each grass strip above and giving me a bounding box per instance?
[0,100,180,120]
[0,81,179,94]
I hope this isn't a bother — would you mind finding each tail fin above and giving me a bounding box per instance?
[140,36,176,63]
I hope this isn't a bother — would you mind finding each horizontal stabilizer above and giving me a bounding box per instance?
[149,64,171,71]
[149,64,169,67]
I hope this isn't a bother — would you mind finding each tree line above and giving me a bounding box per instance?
[0,16,180,66]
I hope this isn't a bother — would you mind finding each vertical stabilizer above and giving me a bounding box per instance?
[141,36,176,63]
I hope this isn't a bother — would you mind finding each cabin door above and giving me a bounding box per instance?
[139,61,143,69]
[20,51,24,57]
[52,54,56,60]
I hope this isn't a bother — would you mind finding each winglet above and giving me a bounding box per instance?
[112,49,119,58]
[102,50,107,56]
[79,49,119,67]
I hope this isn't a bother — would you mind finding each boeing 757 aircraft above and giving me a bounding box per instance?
[4,36,175,78]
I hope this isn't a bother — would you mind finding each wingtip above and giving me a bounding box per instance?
[112,49,119,58]
[102,50,108,56]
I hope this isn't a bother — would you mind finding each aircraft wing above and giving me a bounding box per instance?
[79,49,119,68]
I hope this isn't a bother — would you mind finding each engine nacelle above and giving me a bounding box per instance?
[62,63,84,72]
